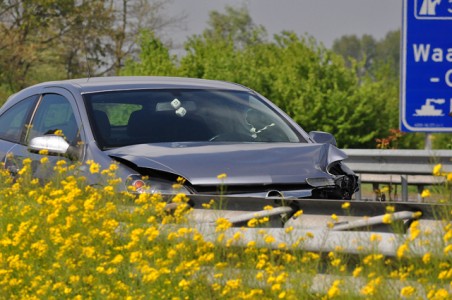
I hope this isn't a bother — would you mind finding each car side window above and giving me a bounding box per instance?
[28,94,79,145]
[0,96,37,143]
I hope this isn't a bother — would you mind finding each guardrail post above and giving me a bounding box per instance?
[354,174,362,200]
[417,185,424,202]
[401,175,408,202]
[372,183,380,200]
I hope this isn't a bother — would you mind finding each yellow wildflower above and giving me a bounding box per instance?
[247,241,256,248]
[430,288,449,300]
[264,234,275,244]
[422,252,431,264]
[382,213,392,224]
[438,269,452,280]
[400,286,415,297]
[56,160,66,166]
[447,172,452,182]
[226,279,241,290]
[353,267,362,277]
[370,233,382,242]
[327,280,341,298]
[278,242,287,249]
[38,149,49,155]
[54,129,64,136]
[89,161,100,174]
[258,217,269,224]
[380,186,390,193]
[217,233,225,242]
[386,205,395,213]
[293,210,303,218]
[178,279,190,289]
[111,254,124,265]
[271,283,281,292]
[341,202,350,209]
[421,189,431,198]
[409,220,421,240]
[69,275,80,284]
[361,284,375,296]
[247,218,258,227]
[397,243,409,259]
[285,226,294,234]
[412,211,422,218]
[215,218,232,232]
[217,173,227,180]
[433,164,442,176]
[444,228,452,242]
[256,272,264,280]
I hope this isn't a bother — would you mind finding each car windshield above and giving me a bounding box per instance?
[83,89,304,149]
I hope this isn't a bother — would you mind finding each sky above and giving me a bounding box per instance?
[165,0,403,49]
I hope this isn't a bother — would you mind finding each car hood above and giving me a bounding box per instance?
[106,142,348,186]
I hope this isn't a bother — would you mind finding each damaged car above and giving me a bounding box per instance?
[0,76,358,200]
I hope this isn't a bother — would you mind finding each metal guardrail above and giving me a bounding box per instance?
[343,149,452,174]
[182,197,450,257]
[343,149,452,201]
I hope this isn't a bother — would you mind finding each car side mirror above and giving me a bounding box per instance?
[309,131,337,146]
[28,135,79,160]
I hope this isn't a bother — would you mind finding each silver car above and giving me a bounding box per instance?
[0,76,358,200]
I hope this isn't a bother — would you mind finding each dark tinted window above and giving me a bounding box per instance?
[0,96,37,143]
[84,89,303,149]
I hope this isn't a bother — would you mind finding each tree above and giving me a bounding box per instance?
[203,5,267,48]
[120,30,177,76]
[332,34,377,78]
[251,32,389,148]
[178,28,391,148]
[102,0,185,75]
[1,0,71,90]
[0,0,184,95]
[178,5,266,80]
[372,30,401,82]
[0,0,116,90]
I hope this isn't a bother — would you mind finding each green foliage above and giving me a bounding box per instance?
[0,85,12,107]
[120,31,178,76]
[175,29,390,148]
[432,134,452,149]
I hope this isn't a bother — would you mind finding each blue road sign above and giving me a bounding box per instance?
[401,0,452,132]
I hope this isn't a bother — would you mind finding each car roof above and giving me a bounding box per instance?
[31,76,252,94]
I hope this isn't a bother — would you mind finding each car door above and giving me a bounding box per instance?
[4,91,84,178]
